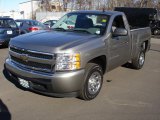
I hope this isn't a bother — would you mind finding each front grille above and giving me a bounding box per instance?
[11,56,52,70]
[10,46,54,73]
[10,47,53,59]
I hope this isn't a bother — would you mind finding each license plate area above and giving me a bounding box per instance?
[18,78,30,88]
[7,30,13,35]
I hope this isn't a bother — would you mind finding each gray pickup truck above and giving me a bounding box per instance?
[5,10,151,100]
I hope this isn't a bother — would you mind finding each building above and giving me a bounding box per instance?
[0,11,21,19]
[19,0,40,19]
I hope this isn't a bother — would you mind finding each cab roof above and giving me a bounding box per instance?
[69,10,123,16]
[0,17,14,20]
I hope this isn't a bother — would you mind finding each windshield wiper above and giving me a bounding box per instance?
[53,27,66,31]
[71,29,91,34]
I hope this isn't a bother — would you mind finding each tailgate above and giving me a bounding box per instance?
[0,27,19,38]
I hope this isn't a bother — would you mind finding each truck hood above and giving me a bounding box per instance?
[10,30,98,53]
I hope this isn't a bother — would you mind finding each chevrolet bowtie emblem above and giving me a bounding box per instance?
[20,54,28,61]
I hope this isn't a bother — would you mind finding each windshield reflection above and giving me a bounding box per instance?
[52,13,109,35]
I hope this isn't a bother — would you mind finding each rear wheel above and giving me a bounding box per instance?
[21,31,26,34]
[132,49,145,70]
[79,63,103,100]
[153,29,159,35]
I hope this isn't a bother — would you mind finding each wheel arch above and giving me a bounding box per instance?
[87,55,107,74]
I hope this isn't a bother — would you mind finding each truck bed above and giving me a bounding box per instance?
[130,27,151,59]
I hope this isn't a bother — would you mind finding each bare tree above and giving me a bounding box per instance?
[76,0,83,10]
[37,0,160,12]
[63,0,70,11]
[39,0,52,11]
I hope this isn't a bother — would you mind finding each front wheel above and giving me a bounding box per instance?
[79,63,103,100]
[132,49,145,70]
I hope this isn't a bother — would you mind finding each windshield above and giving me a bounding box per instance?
[32,21,44,27]
[0,19,17,28]
[52,13,110,35]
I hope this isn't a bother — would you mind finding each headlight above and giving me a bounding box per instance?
[55,53,81,71]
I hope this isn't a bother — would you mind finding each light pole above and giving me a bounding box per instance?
[31,0,33,19]
[20,11,24,19]
[10,10,15,19]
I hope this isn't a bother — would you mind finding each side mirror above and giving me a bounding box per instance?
[113,28,128,37]
[47,25,51,28]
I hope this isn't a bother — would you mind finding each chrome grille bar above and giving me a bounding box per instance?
[10,46,54,59]
[9,46,55,73]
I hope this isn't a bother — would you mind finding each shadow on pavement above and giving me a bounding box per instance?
[152,35,160,39]
[150,49,160,52]
[0,44,8,49]
[3,68,22,88]
[121,62,134,69]
[3,68,25,91]
[0,99,11,120]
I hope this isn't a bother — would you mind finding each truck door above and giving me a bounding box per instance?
[108,15,131,70]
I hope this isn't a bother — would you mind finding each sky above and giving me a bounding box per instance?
[0,0,27,12]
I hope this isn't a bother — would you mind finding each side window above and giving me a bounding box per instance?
[7,20,17,28]
[23,21,30,28]
[24,21,31,26]
[112,15,125,32]
[16,21,23,27]
[45,21,50,25]
[0,20,4,27]
[32,21,37,26]
[28,21,32,26]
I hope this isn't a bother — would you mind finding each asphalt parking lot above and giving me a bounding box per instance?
[0,38,160,120]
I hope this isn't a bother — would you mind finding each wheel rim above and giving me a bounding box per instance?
[154,30,159,35]
[88,71,102,95]
[139,52,145,66]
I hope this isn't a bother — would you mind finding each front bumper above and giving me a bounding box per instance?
[0,39,10,46]
[5,58,85,97]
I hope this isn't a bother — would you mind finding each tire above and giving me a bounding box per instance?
[79,63,103,100]
[132,49,145,70]
[153,29,159,35]
[21,31,25,34]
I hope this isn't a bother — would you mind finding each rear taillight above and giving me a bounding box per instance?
[16,28,21,34]
[28,27,39,32]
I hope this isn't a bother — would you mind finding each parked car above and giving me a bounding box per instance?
[115,7,160,35]
[43,20,57,28]
[0,17,20,47]
[5,10,151,100]
[15,19,49,34]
